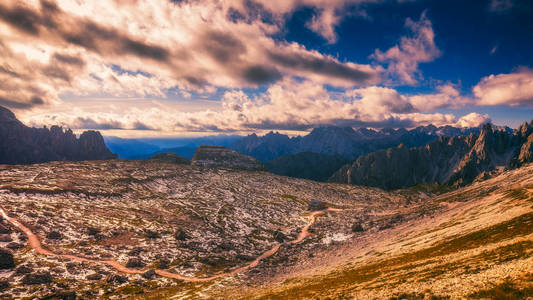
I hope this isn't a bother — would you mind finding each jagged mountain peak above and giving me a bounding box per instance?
[0,105,117,164]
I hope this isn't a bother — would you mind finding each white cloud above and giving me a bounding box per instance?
[455,112,491,128]
[371,11,441,85]
[0,0,382,111]
[473,68,533,106]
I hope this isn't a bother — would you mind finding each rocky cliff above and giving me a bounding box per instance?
[330,121,533,189]
[0,106,117,164]
[191,145,264,170]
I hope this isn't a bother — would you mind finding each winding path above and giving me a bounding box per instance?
[0,206,341,282]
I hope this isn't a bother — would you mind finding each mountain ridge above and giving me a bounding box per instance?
[330,121,533,189]
[0,106,117,165]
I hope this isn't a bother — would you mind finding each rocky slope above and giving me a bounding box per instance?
[232,125,483,162]
[0,158,531,299]
[0,106,116,164]
[147,152,190,164]
[191,145,264,170]
[331,121,533,189]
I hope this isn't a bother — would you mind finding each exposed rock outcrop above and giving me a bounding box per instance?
[0,106,117,165]
[191,145,264,170]
[147,152,190,164]
[330,122,533,189]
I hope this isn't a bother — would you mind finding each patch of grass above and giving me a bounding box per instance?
[505,188,530,201]
[247,212,533,299]
[281,194,297,200]
[469,280,533,299]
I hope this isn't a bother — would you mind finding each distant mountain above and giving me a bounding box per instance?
[231,125,484,162]
[104,136,159,159]
[265,152,348,181]
[191,145,264,170]
[330,121,533,189]
[128,146,197,160]
[147,152,190,164]
[106,135,242,159]
[0,106,116,165]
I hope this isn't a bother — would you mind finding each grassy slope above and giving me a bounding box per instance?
[228,164,533,299]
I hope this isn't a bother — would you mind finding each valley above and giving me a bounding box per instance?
[0,160,531,299]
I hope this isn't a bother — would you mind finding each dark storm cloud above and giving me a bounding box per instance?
[268,50,374,83]
[42,65,71,82]
[72,117,124,130]
[53,53,85,67]
[0,4,43,35]
[62,21,171,61]
[203,30,247,63]
[0,96,43,109]
[132,121,155,130]
[0,1,171,62]
[242,65,281,84]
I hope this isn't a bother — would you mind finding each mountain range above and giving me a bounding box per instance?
[330,121,533,189]
[231,125,487,162]
[0,106,116,165]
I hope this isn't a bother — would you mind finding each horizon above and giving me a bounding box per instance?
[1,0,532,137]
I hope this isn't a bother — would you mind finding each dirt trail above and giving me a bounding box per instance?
[0,206,340,282]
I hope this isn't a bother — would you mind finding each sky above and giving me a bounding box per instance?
[0,0,532,137]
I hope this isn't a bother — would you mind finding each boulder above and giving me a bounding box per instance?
[174,229,188,241]
[106,274,128,284]
[0,224,10,234]
[86,273,102,281]
[46,231,62,240]
[22,272,52,285]
[308,200,327,211]
[125,258,145,269]
[142,269,157,279]
[273,230,287,243]
[351,223,364,233]
[0,249,15,269]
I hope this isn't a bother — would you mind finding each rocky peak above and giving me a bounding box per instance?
[0,105,117,164]
[191,145,264,170]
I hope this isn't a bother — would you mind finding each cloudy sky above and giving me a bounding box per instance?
[1,0,532,137]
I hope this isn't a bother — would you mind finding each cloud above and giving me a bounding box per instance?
[0,0,384,111]
[473,68,533,106]
[455,112,491,128]
[24,79,469,134]
[371,11,441,85]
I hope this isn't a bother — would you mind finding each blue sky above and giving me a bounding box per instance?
[0,0,532,136]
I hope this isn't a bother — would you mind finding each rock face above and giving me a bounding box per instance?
[0,106,117,165]
[232,125,484,162]
[330,122,533,189]
[266,152,348,182]
[147,152,190,164]
[191,145,264,170]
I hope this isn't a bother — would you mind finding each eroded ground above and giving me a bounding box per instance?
[0,160,531,299]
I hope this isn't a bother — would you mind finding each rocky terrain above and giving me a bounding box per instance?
[0,106,117,165]
[331,121,533,189]
[231,125,485,162]
[191,145,264,171]
[0,158,530,299]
